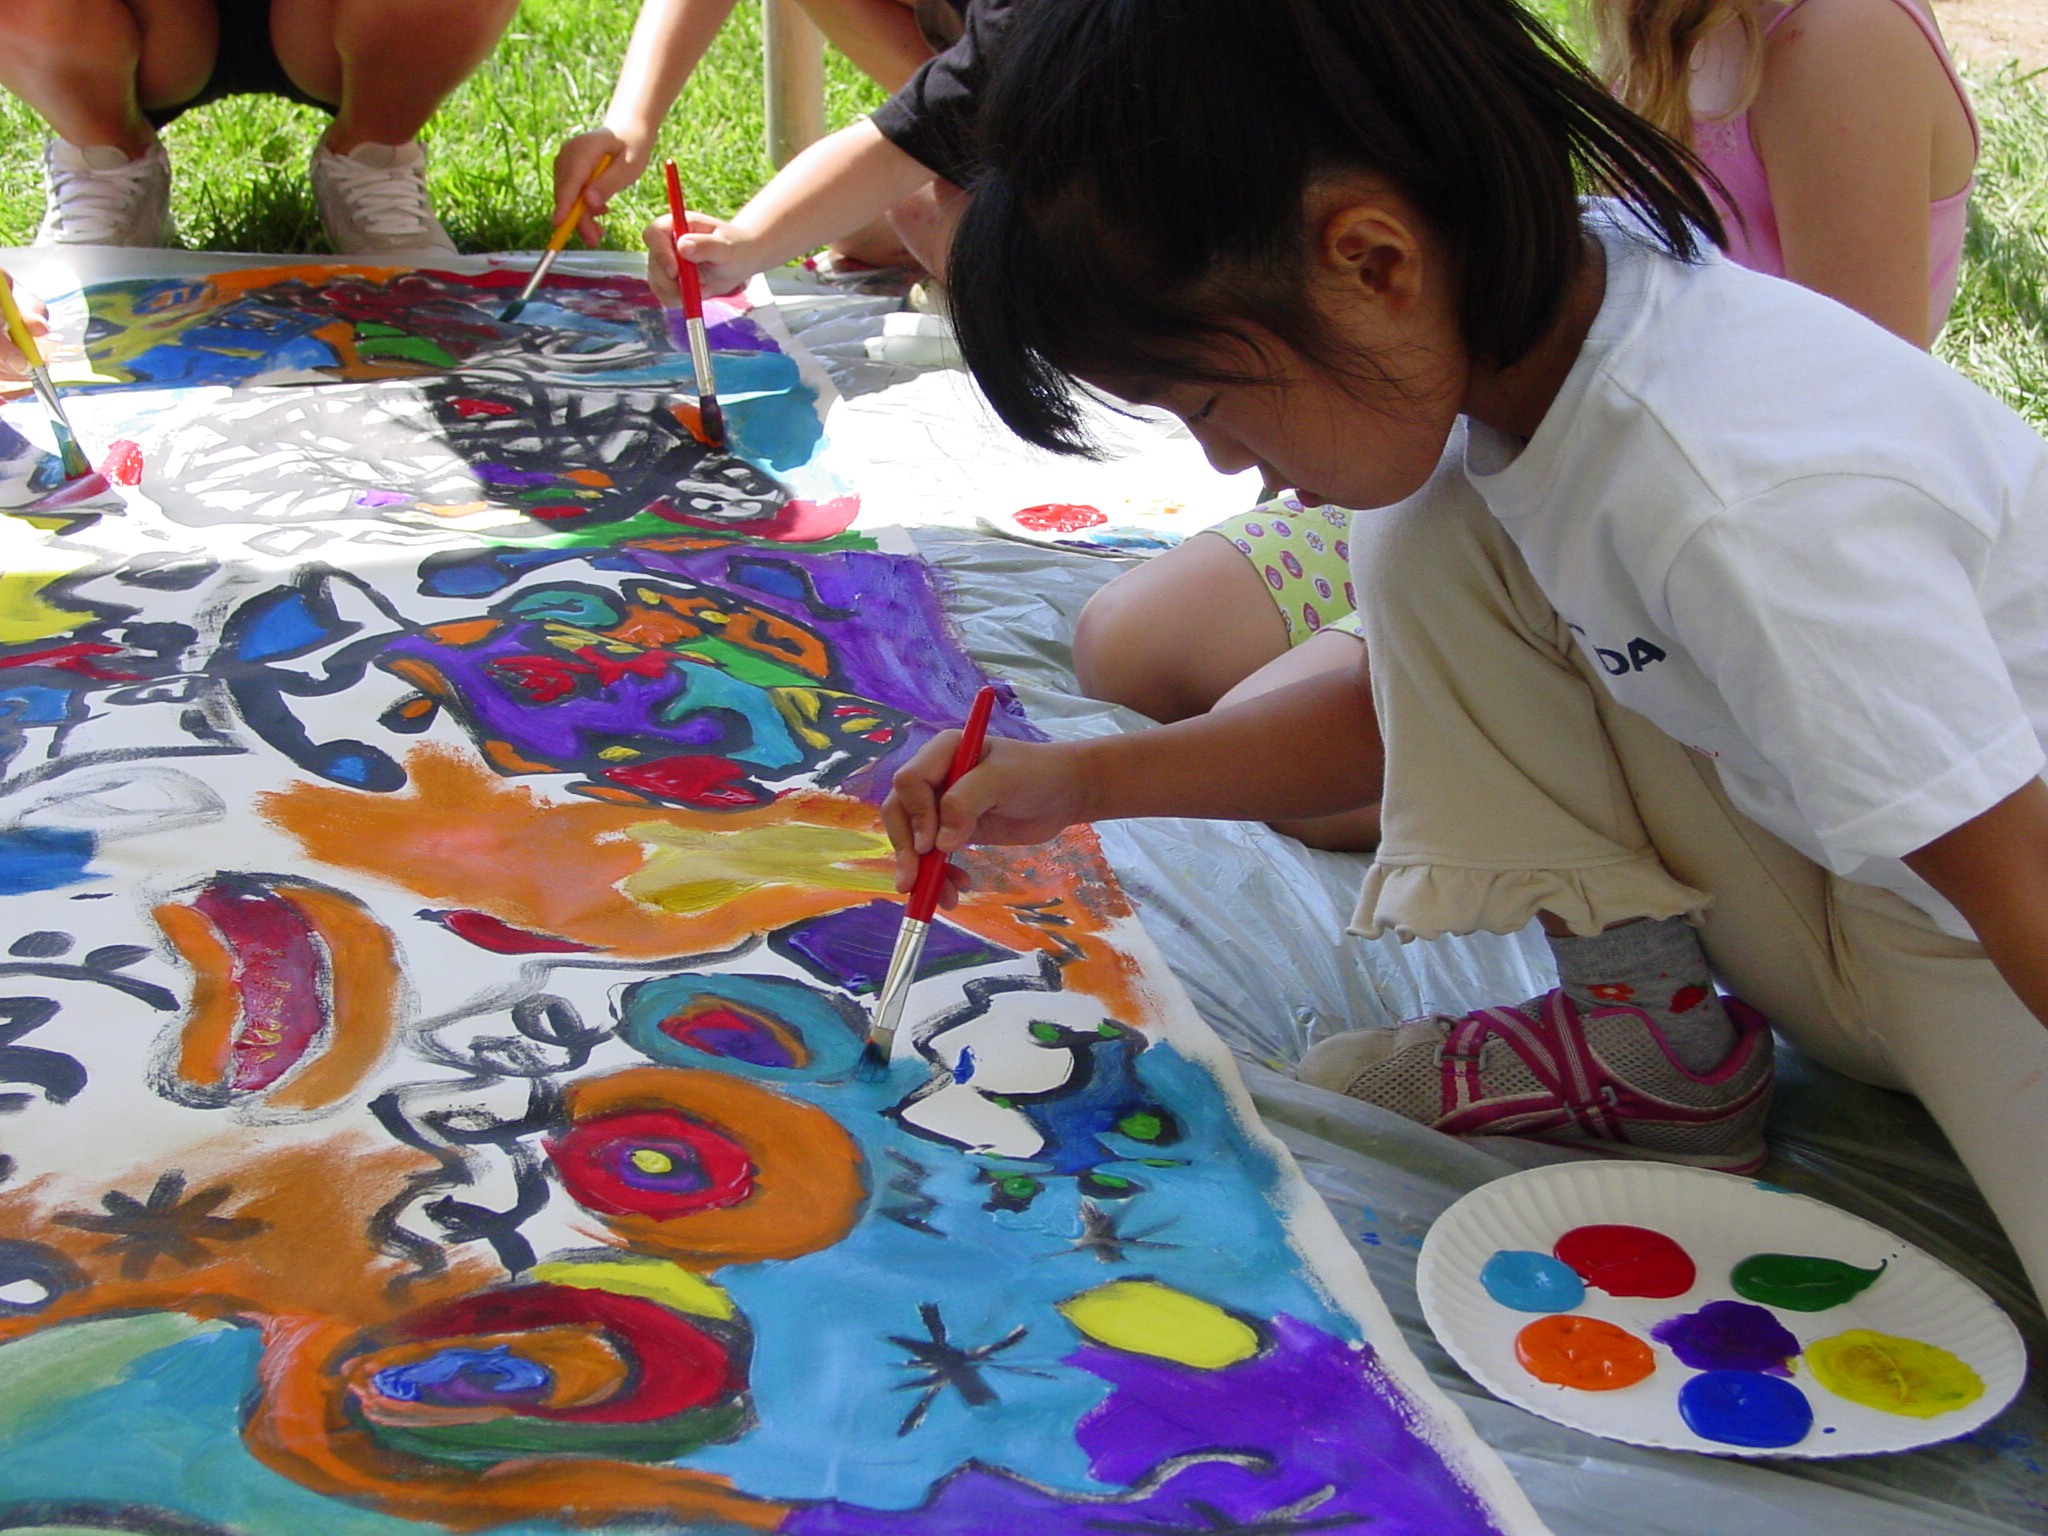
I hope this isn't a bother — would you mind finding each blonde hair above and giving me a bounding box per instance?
[1584,0,1766,140]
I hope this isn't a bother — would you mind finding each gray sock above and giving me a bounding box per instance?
[1548,916,1735,1073]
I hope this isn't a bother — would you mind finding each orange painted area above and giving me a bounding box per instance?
[0,1137,496,1348]
[246,1314,786,1532]
[562,468,613,488]
[155,899,238,1087]
[558,1067,865,1265]
[421,618,502,646]
[341,1323,630,1423]
[267,883,402,1112]
[1514,1314,1657,1391]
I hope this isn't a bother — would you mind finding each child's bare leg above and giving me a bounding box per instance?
[0,0,214,156]
[1212,632,1379,851]
[794,0,929,92]
[272,0,518,149]
[1075,532,1292,724]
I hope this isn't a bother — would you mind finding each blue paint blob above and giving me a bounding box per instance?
[0,826,98,895]
[954,1047,977,1084]
[1678,1370,1814,1449]
[1479,1250,1587,1313]
[370,1344,552,1406]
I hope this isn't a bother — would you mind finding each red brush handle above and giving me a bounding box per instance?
[662,159,705,316]
[907,685,999,921]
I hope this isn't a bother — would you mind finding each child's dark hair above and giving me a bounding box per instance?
[948,0,1725,453]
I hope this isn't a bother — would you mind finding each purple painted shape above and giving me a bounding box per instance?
[355,488,410,507]
[1651,1300,1801,1377]
[783,1316,1507,1536]
[770,897,1013,993]
[664,308,779,356]
[476,463,559,490]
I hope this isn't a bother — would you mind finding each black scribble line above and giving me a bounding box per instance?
[1053,1198,1177,1264]
[888,1302,1054,1435]
[1085,1486,1368,1534]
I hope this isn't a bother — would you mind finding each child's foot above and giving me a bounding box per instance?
[310,139,456,257]
[38,140,174,247]
[1297,989,1774,1173]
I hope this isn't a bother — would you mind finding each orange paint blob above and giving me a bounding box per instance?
[1515,1314,1657,1391]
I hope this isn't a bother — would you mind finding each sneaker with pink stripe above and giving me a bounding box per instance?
[1296,989,1774,1173]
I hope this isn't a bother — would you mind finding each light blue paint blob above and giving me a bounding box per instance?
[0,826,97,895]
[1479,1250,1586,1313]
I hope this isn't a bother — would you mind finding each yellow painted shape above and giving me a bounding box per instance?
[1805,1329,1985,1418]
[0,569,95,642]
[624,820,896,917]
[1057,1280,1259,1369]
[531,1257,736,1320]
[629,1147,675,1175]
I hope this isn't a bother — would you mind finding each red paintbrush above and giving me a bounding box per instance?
[857,685,1000,1080]
[662,159,727,450]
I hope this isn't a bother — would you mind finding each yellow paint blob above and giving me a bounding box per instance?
[629,1147,675,1175]
[1805,1329,1985,1419]
[529,1257,736,1321]
[624,820,896,916]
[0,569,94,642]
[1057,1281,1260,1370]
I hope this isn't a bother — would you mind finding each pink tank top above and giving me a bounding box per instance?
[1690,0,1979,330]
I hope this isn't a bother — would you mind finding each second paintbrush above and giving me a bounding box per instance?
[858,685,1001,1080]
[662,159,727,450]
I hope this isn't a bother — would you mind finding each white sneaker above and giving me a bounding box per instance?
[38,140,175,246]
[309,139,456,257]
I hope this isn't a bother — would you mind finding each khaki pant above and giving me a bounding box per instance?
[1349,449,2048,1306]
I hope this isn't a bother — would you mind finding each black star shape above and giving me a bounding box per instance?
[886,1301,1054,1436]
[1061,1198,1177,1264]
[1086,1486,1368,1534]
[56,1170,268,1279]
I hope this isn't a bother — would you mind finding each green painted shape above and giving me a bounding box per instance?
[515,509,877,554]
[369,1395,751,1467]
[0,1312,216,1437]
[353,334,458,367]
[667,634,816,690]
[1730,1252,1888,1312]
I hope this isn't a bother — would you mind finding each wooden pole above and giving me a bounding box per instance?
[763,0,827,168]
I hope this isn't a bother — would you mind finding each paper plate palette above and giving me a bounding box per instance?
[1418,1162,2025,1457]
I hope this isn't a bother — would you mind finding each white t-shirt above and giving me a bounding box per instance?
[1464,210,2048,940]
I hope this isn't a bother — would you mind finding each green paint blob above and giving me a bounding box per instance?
[1730,1253,1887,1311]
[1806,1329,1985,1418]
[1119,1111,1165,1142]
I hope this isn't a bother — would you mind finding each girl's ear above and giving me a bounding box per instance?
[1315,184,1429,315]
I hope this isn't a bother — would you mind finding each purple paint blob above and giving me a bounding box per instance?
[769,897,1014,992]
[476,463,558,490]
[784,1316,1506,1536]
[354,488,410,507]
[1651,1300,1801,1376]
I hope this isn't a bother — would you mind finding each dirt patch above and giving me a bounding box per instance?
[1932,0,2048,74]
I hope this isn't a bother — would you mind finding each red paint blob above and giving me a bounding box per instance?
[1013,502,1107,533]
[424,908,597,955]
[603,754,770,809]
[451,396,517,418]
[525,504,588,521]
[1554,1224,1697,1298]
[99,439,144,485]
[384,1283,737,1421]
[547,1107,755,1220]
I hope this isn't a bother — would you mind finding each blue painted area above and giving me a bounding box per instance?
[231,590,337,662]
[371,1345,552,1405]
[618,972,865,1081]
[663,664,802,769]
[679,1039,1357,1510]
[1678,1370,1814,1449]
[0,826,98,895]
[0,1325,424,1535]
[1480,1250,1586,1313]
[0,684,79,727]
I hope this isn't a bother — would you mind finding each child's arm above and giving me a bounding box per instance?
[1904,780,2048,1030]
[880,661,1383,898]
[643,119,934,299]
[1750,0,1971,347]
[553,0,744,245]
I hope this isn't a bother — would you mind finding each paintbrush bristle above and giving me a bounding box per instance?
[497,299,528,323]
[699,394,727,449]
[853,1033,894,1082]
[54,430,90,481]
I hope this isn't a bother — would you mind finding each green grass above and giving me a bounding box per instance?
[0,0,2040,421]
[0,0,886,253]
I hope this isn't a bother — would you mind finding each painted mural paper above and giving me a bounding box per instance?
[0,258,1547,1536]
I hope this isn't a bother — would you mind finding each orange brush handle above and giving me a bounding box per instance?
[907,686,999,921]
